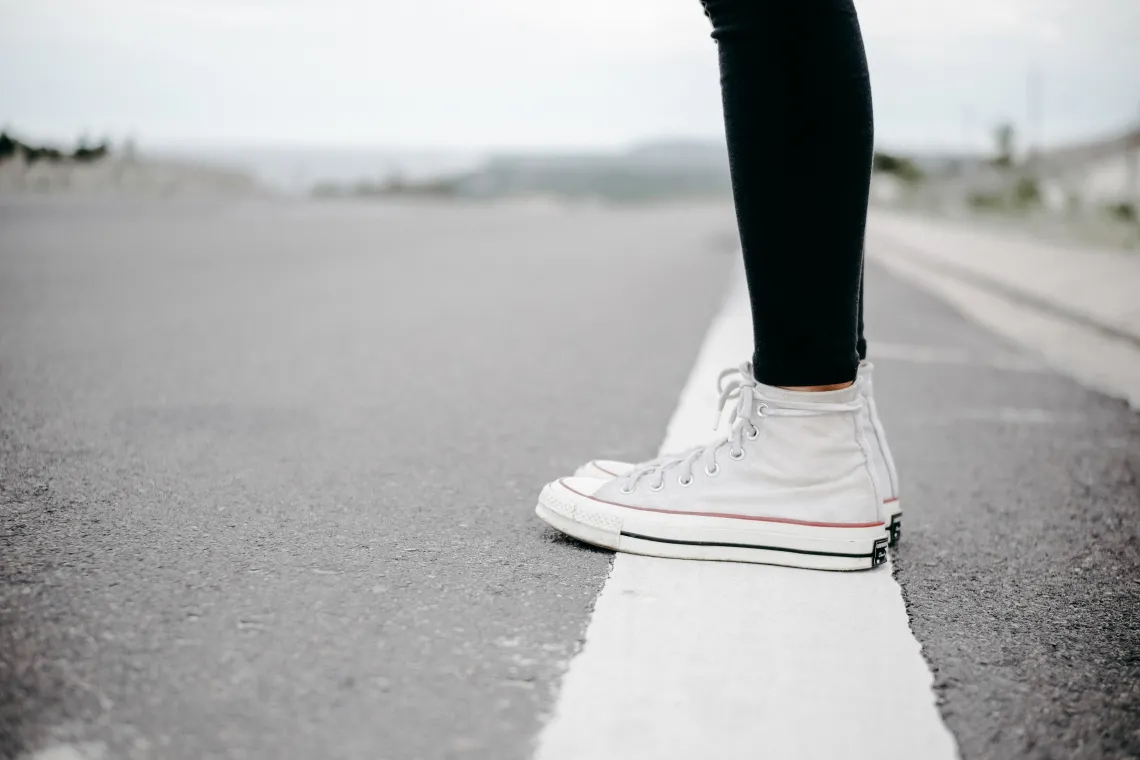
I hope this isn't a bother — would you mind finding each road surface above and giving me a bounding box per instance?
[1,199,1138,760]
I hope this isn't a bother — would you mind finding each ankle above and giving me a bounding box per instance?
[778,381,855,392]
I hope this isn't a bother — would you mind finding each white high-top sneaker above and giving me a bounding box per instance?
[536,368,890,571]
[575,361,903,547]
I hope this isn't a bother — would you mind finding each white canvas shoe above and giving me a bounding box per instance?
[575,361,904,547]
[537,366,890,571]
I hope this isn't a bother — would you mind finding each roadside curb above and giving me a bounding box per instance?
[867,229,1140,410]
[866,210,1140,346]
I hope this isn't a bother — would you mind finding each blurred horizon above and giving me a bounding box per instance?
[3,0,1139,154]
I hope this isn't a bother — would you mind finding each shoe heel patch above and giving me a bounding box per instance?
[872,537,889,567]
[888,515,902,547]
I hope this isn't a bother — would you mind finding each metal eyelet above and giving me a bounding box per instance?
[729,448,745,461]
[620,484,634,494]
[756,403,769,416]
[705,463,720,477]
[649,480,665,492]
[746,425,759,440]
[678,475,693,487]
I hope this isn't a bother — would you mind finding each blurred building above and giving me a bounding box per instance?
[1035,127,1140,212]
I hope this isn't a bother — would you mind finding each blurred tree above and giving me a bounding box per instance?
[872,151,923,183]
[73,137,111,162]
[22,144,64,163]
[0,132,16,161]
[1107,201,1136,223]
[1012,176,1041,208]
[993,123,1016,168]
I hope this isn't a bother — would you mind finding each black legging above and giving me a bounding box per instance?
[702,0,873,386]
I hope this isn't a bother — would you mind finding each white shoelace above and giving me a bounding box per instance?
[618,362,863,494]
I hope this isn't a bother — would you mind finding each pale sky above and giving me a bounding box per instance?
[2,0,1139,152]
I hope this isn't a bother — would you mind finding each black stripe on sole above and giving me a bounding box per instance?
[621,531,889,566]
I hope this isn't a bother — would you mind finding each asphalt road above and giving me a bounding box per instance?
[2,199,1138,760]
[866,265,1140,760]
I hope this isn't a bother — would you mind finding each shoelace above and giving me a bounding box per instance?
[618,362,863,493]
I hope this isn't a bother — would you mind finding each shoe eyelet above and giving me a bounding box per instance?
[729,448,745,461]
[756,403,769,417]
[746,425,759,440]
[678,475,693,487]
[649,480,665,492]
[705,463,719,477]
[620,484,634,494]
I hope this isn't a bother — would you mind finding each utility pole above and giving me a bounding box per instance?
[1127,102,1139,228]
[959,106,974,184]
[961,106,976,159]
[1026,67,1043,174]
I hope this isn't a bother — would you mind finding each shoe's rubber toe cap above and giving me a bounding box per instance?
[535,477,621,549]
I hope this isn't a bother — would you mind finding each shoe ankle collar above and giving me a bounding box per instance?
[754,382,860,406]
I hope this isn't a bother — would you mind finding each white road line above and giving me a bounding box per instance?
[868,340,1048,373]
[24,744,105,760]
[534,273,959,760]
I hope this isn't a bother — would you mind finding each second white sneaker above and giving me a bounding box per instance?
[576,361,903,547]
[536,366,890,571]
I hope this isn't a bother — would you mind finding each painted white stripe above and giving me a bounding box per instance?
[534,273,959,760]
[868,340,1047,373]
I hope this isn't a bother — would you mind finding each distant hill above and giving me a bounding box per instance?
[315,139,733,202]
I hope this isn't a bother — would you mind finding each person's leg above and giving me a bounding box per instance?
[702,0,874,388]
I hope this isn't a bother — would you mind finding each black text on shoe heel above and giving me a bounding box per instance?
[888,515,902,548]
[872,537,889,568]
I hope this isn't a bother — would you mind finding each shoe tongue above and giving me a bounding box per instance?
[754,381,859,405]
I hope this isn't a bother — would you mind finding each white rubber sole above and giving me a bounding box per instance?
[536,479,889,572]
